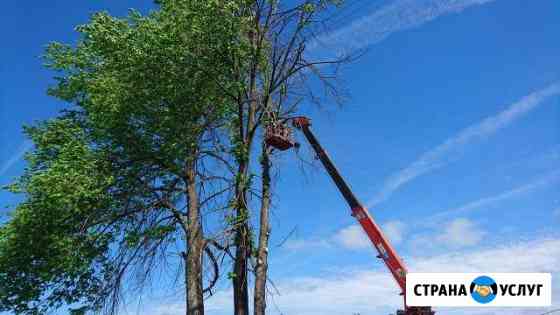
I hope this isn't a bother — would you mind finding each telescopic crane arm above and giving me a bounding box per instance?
[290,117,434,315]
[292,117,407,290]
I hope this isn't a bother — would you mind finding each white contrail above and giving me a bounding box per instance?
[428,169,560,223]
[0,140,33,177]
[368,82,560,207]
[310,0,497,56]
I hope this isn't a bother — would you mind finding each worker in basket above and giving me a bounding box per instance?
[264,116,296,151]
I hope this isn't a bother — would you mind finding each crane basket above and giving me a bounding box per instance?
[264,121,296,151]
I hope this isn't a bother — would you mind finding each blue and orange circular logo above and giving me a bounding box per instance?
[470,275,498,304]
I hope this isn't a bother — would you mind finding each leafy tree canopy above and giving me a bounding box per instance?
[1,118,114,314]
[0,1,250,314]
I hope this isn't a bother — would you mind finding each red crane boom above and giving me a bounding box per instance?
[270,116,434,315]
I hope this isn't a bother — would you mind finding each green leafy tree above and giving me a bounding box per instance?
[0,1,250,314]
[0,1,350,315]
[0,118,114,314]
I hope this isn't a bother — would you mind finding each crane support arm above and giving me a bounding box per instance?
[292,117,407,293]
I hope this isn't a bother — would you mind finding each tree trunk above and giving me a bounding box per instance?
[254,143,271,315]
[185,160,204,315]
[234,9,262,314]
[233,160,250,315]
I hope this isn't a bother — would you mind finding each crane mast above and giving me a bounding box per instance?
[289,117,434,315]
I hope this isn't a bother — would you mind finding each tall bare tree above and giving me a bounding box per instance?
[227,1,351,314]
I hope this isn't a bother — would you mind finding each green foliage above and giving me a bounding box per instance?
[44,1,250,171]
[0,118,114,314]
[1,1,252,314]
[302,3,316,13]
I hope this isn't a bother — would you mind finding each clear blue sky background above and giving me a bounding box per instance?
[1,1,559,315]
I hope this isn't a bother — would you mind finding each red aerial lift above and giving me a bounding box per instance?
[265,116,434,315]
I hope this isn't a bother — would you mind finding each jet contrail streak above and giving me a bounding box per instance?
[0,140,33,177]
[368,82,560,207]
[310,0,497,57]
[428,169,560,223]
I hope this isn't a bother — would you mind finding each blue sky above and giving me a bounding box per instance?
[1,1,559,315]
